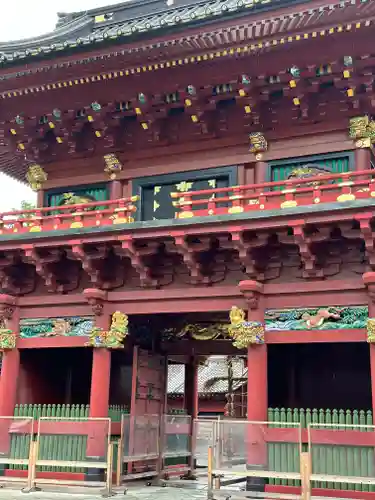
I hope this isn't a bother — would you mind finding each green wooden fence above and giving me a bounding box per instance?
[10,404,128,473]
[7,405,375,490]
[268,408,375,492]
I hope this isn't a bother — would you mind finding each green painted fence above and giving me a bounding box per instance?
[10,404,129,473]
[268,408,375,492]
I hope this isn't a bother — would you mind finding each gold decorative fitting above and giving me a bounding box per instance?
[314,198,321,204]
[0,329,16,351]
[281,188,297,194]
[29,225,42,232]
[70,222,84,229]
[249,132,268,154]
[336,193,356,202]
[228,206,244,214]
[349,116,375,148]
[227,306,265,349]
[367,318,375,343]
[104,153,122,179]
[86,311,129,348]
[280,200,298,208]
[0,328,17,351]
[25,164,48,191]
[177,211,194,219]
[131,195,140,202]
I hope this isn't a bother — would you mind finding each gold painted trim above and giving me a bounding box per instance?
[336,193,356,202]
[70,222,84,228]
[29,225,42,232]
[177,211,194,219]
[280,200,297,208]
[281,188,297,194]
[112,217,129,224]
[228,206,244,214]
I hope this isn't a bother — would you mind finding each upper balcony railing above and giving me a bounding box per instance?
[172,169,375,218]
[0,169,375,236]
[0,196,138,235]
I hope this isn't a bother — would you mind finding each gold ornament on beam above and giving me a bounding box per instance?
[227,306,265,349]
[349,116,375,149]
[367,318,375,343]
[86,311,129,348]
[179,323,227,341]
[26,164,48,191]
[0,328,16,350]
[104,154,123,180]
[248,132,268,160]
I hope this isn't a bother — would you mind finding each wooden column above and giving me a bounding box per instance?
[0,296,19,456]
[254,161,268,185]
[239,281,267,492]
[355,147,371,171]
[36,190,44,208]
[239,281,267,422]
[0,295,19,418]
[83,289,111,468]
[363,273,375,416]
[109,180,123,200]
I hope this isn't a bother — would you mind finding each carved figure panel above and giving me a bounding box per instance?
[265,306,367,331]
[20,316,94,338]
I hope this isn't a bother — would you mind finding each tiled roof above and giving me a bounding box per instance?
[0,0,308,64]
[168,356,247,395]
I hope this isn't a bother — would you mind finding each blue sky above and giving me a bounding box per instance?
[0,0,128,210]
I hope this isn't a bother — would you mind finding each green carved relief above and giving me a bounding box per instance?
[265,306,367,331]
[20,317,94,338]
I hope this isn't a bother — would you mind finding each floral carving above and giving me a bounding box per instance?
[227,306,265,349]
[86,311,129,348]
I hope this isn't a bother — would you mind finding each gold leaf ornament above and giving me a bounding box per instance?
[227,306,265,349]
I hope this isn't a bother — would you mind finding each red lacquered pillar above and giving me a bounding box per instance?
[363,273,375,417]
[254,161,268,185]
[0,295,20,455]
[83,289,111,467]
[239,281,267,492]
[355,147,371,172]
[109,179,123,200]
[88,309,112,459]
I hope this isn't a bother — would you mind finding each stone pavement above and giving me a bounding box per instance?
[0,484,208,500]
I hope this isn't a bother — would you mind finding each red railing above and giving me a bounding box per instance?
[172,169,375,218]
[0,196,138,235]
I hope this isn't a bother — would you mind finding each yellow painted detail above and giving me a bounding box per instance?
[177,211,194,219]
[70,222,83,229]
[228,206,244,214]
[280,200,298,208]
